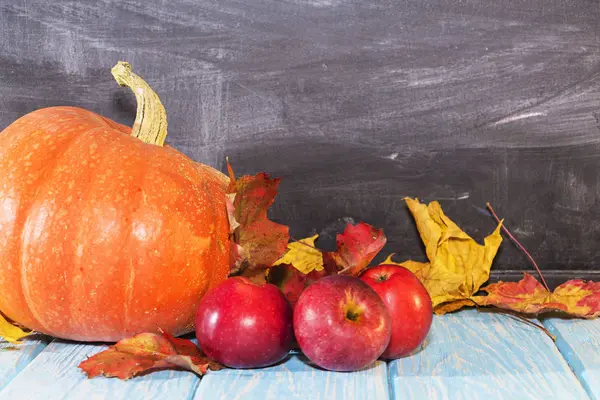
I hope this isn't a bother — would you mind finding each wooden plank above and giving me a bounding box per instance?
[544,318,600,399]
[195,352,389,400]
[0,335,49,391]
[389,310,589,400]
[0,340,200,400]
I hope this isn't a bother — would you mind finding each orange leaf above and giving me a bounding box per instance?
[332,222,387,276]
[78,331,222,380]
[473,273,600,318]
[226,162,289,274]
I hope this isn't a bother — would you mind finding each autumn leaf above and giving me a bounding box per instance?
[226,162,289,274]
[332,222,387,276]
[434,299,479,315]
[268,234,331,307]
[268,225,385,304]
[472,204,600,319]
[266,264,309,308]
[274,235,323,274]
[403,198,503,313]
[79,331,222,380]
[551,279,600,317]
[379,254,430,282]
[266,262,338,308]
[0,313,31,344]
[377,255,476,314]
[225,193,240,231]
[472,273,600,318]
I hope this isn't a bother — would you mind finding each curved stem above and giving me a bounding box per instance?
[486,203,550,292]
[481,308,556,342]
[111,61,168,146]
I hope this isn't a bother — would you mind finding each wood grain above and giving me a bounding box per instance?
[0,340,201,400]
[195,353,389,400]
[544,318,600,399]
[0,335,49,391]
[1,1,599,278]
[389,310,589,399]
[0,316,597,398]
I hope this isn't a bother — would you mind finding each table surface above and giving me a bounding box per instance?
[0,309,597,400]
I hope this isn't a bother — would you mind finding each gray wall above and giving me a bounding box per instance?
[1,0,599,284]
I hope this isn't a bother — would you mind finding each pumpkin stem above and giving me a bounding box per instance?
[111,61,168,146]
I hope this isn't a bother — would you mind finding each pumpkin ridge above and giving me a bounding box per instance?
[0,120,51,327]
[121,144,154,335]
[18,127,92,334]
[66,129,136,339]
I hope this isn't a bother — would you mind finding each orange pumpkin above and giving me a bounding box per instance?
[0,62,230,341]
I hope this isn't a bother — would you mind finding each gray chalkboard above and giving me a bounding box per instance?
[1,0,599,285]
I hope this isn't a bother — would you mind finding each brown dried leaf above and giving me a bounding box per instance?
[226,162,289,274]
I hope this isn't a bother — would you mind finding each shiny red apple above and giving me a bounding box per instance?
[195,276,294,368]
[294,275,392,372]
[361,264,432,359]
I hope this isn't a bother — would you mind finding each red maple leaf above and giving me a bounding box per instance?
[331,222,387,276]
[78,331,222,380]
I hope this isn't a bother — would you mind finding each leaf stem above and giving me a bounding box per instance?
[482,308,556,341]
[486,203,550,292]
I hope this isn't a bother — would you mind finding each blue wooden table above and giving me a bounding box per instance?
[0,309,596,400]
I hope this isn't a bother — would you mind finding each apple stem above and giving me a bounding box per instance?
[486,203,550,292]
[345,310,360,322]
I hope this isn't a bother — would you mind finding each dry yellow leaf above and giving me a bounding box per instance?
[380,254,430,281]
[273,234,323,274]
[0,313,31,344]
[401,198,503,311]
[434,299,478,315]
[379,254,465,310]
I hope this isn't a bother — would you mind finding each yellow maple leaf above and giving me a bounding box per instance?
[380,254,430,281]
[273,234,323,274]
[387,198,503,313]
[0,313,31,344]
[379,254,466,310]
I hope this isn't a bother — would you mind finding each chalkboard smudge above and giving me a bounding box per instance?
[435,193,471,201]
[493,112,548,126]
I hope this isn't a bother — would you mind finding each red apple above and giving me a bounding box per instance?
[361,264,432,359]
[195,276,294,368]
[293,275,392,372]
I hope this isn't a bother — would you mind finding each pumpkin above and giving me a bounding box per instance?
[0,62,230,341]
